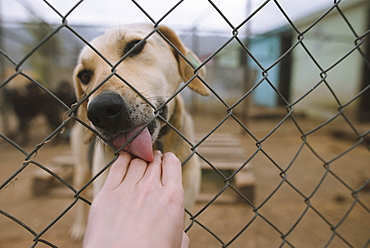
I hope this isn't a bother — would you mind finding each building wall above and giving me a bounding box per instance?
[290,1,369,119]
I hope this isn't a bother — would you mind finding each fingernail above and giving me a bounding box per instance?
[154,150,162,156]
[119,150,131,157]
[165,152,178,159]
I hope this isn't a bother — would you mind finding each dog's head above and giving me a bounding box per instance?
[73,23,209,161]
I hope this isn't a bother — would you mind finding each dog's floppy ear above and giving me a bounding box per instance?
[158,25,210,96]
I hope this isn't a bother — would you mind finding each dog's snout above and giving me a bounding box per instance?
[87,92,126,129]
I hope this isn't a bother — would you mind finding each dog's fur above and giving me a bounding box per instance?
[70,23,209,240]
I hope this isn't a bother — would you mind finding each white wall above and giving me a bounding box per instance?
[290,1,368,119]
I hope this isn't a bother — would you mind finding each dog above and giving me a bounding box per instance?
[2,80,75,145]
[70,23,210,240]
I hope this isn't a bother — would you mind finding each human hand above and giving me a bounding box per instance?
[83,150,189,248]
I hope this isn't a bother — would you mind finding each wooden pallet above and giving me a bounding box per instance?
[32,153,74,197]
[195,133,255,204]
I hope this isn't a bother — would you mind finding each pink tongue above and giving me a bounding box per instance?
[112,126,154,162]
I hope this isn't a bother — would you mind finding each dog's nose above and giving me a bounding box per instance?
[87,92,126,129]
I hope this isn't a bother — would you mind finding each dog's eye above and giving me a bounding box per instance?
[123,39,146,57]
[78,70,93,85]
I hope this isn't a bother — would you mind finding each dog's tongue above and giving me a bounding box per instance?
[112,126,154,162]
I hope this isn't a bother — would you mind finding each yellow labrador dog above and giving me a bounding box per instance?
[70,23,209,240]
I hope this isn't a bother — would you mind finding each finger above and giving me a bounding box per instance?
[181,232,190,248]
[122,158,148,185]
[161,152,182,187]
[140,150,162,183]
[101,151,132,191]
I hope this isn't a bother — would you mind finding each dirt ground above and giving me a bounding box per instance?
[0,113,369,248]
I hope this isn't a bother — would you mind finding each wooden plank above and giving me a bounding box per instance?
[199,161,250,171]
[235,170,256,186]
[195,133,256,204]
[196,140,243,146]
[235,171,256,203]
[197,149,246,160]
[196,137,241,143]
[196,132,249,170]
[200,162,243,170]
[196,193,235,204]
[32,164,73,196]
[32,153,74,196]
[197,146,245,153]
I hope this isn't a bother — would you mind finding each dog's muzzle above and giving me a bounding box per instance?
[86,91,159,161]
[87,92,130,131]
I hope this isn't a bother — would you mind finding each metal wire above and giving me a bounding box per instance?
[0,0,369,247]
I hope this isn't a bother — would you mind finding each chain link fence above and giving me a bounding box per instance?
[1,0,369,247]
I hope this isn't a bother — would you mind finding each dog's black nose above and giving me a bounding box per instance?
[87,92,126,129]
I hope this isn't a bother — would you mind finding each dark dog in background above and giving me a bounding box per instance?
[2,81,76,145]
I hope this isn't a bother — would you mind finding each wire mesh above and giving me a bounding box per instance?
[0,0,369,247]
